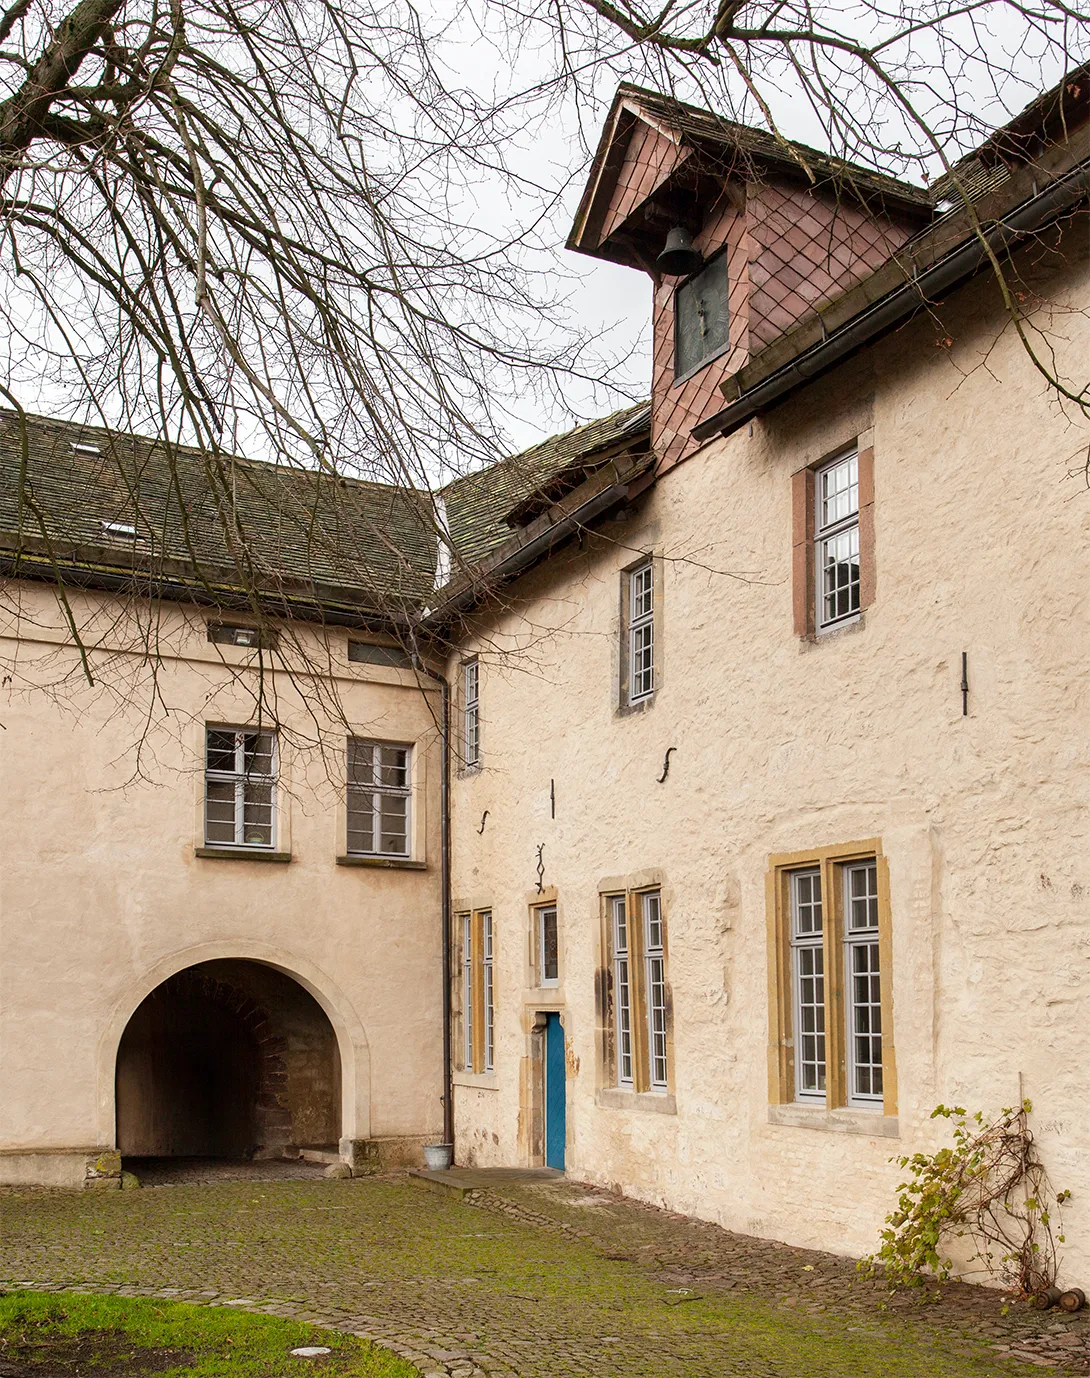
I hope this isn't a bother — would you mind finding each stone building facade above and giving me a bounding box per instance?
[3,64,1090,1288]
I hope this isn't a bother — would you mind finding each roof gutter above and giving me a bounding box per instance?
[692,155,1090,444]
[425,478,633,627]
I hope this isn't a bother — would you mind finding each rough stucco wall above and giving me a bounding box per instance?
[449,237,1090,1280]
[0,603,444,1164]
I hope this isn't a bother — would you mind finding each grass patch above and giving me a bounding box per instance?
[0,1292,417,1378]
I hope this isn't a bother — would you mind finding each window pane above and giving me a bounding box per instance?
[346,786,374,854]
[462,914,473,1071]
[241,731,275,777]
[347,740,375,786]
[540,907,558,983]
[792,870,823,936]
[630,623,654,700]
[241,782,273,846]
[377,746,409,789]
[204,779,236,842]
[483,912,494,1073]
[206,730,236,773]
[850,940,883,1099]
[795,946,826,1093]
[848,862,879,929]
[820,454,858,527]
[630,564,653,621]
[612,897,633,1086]
[647,953,668,1088]
[378,793,408,854]
[821,526,860,624]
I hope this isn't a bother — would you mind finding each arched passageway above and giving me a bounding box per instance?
[116,959,341,1160]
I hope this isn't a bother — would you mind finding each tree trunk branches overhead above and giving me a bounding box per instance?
[0,0,1085,764]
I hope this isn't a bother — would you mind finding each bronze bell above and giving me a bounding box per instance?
[657,226,703,276]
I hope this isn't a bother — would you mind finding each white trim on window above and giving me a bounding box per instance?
[346,739,411,857]
[204,726,277,849]
[815,451,860,630]
[843,861,883,1106]
[643,891,668,1091]
[790,868,826,1102]
[463,659,480,767]
[628,561,655,703]
[462,912,474,1072]
[538,904,559,987]
[611,895,633,1087]
[483,910,495,1073]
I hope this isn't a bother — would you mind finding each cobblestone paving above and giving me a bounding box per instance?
[3,1171,1090,1377]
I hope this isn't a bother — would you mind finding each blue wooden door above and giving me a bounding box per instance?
[544,1013,566,1170]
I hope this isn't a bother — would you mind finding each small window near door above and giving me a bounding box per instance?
[537,904,559,987]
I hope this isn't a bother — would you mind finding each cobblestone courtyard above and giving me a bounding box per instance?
[4,1170,1090,1376]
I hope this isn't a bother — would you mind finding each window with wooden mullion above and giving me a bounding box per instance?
[779,850,889,1112]
[607,889,668,1094]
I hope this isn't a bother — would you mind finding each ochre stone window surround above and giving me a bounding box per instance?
[792,441,875,639]
[766,840,898,1131]
[455,907,494,1074]
[617,553,663,714]
[598,881,675,1109]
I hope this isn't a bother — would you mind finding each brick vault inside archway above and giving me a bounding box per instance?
[115,959,341,1159]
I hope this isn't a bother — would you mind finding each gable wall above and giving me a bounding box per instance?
[599,121,689,245]
[651,190,750,473]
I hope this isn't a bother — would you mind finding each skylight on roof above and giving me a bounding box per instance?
[100,519,139,539]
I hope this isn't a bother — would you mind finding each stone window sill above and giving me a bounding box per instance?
[800,613,866,650]
[336,855,427,870]
[767,1102,899,1138]
[596,1087,677,1115]
[195,847,291,863]
[453,1070,499,1091]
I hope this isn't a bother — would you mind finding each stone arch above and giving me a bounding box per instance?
[98,942,370,1151]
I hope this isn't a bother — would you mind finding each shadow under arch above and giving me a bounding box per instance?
[98,941,370,1151]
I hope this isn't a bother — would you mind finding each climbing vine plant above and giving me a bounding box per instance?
[861,1101,1070,1298]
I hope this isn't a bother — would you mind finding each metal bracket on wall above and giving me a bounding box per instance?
[477,810,489,834]
[657,747,677,783]
[535,843,545,893]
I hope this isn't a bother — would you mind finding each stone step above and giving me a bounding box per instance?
[297,1146,342,1166]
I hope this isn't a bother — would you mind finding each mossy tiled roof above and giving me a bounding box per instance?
[441,401,651,566]
[0,401,653,618]
[0,409,438,614]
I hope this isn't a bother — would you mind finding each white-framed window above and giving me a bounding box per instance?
[611,895,633,1086]
[463,659,480,767]
[844,861,882,1105]
[790,868,826,1101]
[643,891,668,1090]
[483,910,495,1073]
[204,727,277,849]
[346,739,411,856]
[459,908,494,1074]
[462,912,474,1071]
[815,450,860,630]
[538,904,559,987]
[628,561,655,703]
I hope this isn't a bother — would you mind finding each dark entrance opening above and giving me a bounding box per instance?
[116,959,341,1160]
